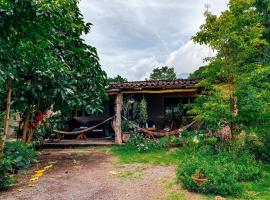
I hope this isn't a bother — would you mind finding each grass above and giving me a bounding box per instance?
[111,145,270,200]
[114,165,146,179]
[239,164,270,200]
[163,179,186,200]
[111,146,182,166]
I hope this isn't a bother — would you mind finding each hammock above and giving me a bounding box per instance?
[53,116,115,135]
[120,116,198,138]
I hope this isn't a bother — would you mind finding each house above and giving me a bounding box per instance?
[70,79,201,144]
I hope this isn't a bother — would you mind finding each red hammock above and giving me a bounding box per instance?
[53,116,114,140]
[117,116,198,138]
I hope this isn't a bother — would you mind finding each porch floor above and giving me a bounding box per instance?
[42,138,115,148]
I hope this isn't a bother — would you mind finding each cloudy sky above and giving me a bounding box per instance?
[79,0,229,80]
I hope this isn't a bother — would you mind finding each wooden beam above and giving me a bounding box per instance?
[114,93,123,144]
[108,88,197,95]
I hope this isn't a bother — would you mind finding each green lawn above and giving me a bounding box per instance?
[111,146,270,200]
[111,146,182,166]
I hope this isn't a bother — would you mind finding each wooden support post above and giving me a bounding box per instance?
[115,93,123,144]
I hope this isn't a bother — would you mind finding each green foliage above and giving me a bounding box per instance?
[0,159,14,191]
[245,126,270,162]
[138,97,148,127]
[190,0,270,139]
[122,97,148,128]
[189,88,231,131]
[124,133,165,153]
[149,66,177,81]
[189,60,227,83]
[4,142,37,171]
[165,103,185,125]
[108,75,128,84]
[236,66,270,129]
[0,0,107,118]
[33,115,59,145]
[177,146,262,196]
[122,97,139,121]
[121,119,131,133]
[0,141,36,190]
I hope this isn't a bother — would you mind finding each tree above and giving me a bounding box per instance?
[0,0,107,145]
[149,66,177,81]
[108,75,128,84]
[190,0,270,137]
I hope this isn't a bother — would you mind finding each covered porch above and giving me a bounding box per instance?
[56,79,201,144]
[109,79,201,144]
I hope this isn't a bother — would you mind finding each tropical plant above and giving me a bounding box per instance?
[0,141,37,190]
[4,142,37,172]
[138,97,148,127]
[0,158,14,191]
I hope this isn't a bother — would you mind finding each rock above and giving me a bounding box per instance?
[215,196,226,200]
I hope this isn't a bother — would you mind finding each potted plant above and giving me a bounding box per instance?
[192,173,207,185]
[121,119,131,142]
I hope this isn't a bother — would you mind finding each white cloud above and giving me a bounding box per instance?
[79,0,229,80]
[130,57,159,80]
[166,41,213,73]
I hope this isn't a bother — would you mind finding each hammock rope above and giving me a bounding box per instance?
[121,115,198,138]
[53,115,115,135]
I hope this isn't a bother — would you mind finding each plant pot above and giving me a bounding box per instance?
[192,173,207,185]
[122,133,130,143]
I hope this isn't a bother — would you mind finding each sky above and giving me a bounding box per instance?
[79,0,229,80]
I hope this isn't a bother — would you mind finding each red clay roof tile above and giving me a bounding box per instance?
[108,79,199,91]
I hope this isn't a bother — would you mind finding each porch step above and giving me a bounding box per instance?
[42,139,115,148]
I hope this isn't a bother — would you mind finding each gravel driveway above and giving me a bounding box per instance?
[0,148,176,200]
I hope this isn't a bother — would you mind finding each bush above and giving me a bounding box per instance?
[0,159,14,191]
[177,146,262,196]
[125,133,165,152]
[0,141,37,190]
[4,142,37,172]
[245,130,270,162]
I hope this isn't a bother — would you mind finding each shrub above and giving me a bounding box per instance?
[177,146,262,196]
[0,142,36,190]
[4,142,37,172]
[125,133,165,152]
[245,130,270,162]
[0,159,14,191]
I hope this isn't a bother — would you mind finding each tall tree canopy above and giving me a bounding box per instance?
[0,0,107,145]
[190,0,270,136]
[149,66,177,81]
[108,75,128,84]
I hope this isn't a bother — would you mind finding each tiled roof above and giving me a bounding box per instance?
[108,79,199,91]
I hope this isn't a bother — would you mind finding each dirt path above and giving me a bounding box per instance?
[0,148,177,200]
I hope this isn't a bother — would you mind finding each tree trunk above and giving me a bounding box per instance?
[22,112,30,145]
[230,94,238,140]
[0,79,12,157]
[114,93,123,144]
[228,71,238,140]
[26,112,35,143]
